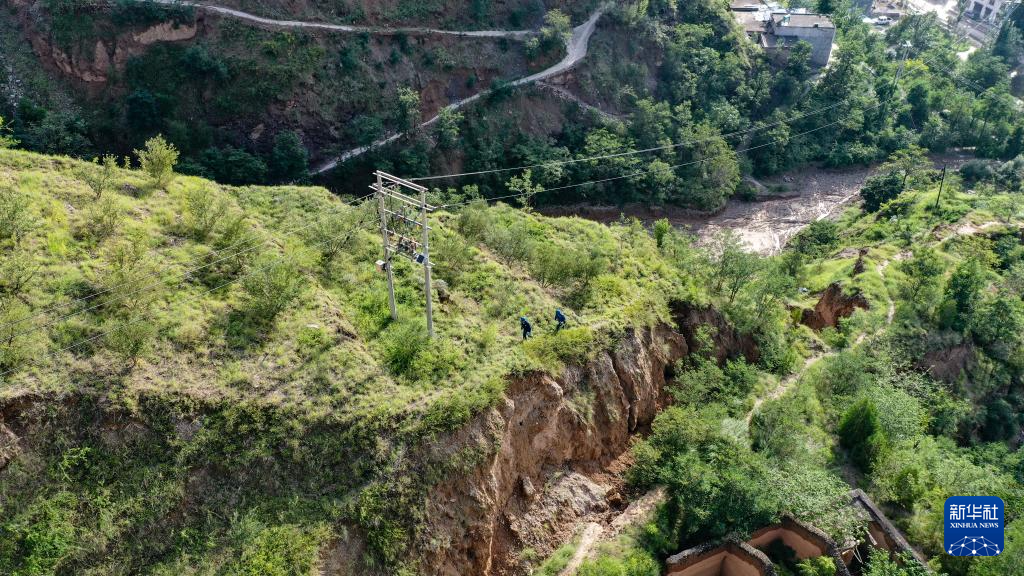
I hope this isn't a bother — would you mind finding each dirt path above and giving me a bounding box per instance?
[144,0,533,37]
[558,488,667,575]
[313,8,606,173]
[560,523,604,576]
[747,254,897,424]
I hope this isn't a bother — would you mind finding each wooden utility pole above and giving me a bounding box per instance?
[371,171,436,337]
[935,163,947,211]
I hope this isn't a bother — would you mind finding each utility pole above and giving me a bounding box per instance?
[893,41,913,91]
[371,171,436,337]
[935,163,947,211]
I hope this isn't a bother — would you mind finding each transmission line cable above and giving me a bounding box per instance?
[409,97,868,183]
[439,98,891,209]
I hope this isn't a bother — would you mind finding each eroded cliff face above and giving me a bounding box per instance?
[419,324,689,576]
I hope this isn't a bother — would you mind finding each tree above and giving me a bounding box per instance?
[987,194,1022,224]
[709,230,762,305]
[943,258,986,331]
[897,247,945,317]
[644,159,677,205]
[539,9,572,49]
[971,293,1024,360]
[435,109,463,150]
[135,135,179,189]
[395,87,421,132]
[507,169,545,209]
[269,131,309,183]
[0,184,36,243]
[749,113,791,176]
[678,123,740,210]
[200,146,268,185]
[861,172,904,212]
[882,145,931,189]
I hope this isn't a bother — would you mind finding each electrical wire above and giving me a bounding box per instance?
[438,98,892,209]
[408,97,868,183]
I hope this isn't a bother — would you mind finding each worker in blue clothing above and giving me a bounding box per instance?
[520,316,532,340]
[554,308,567,332]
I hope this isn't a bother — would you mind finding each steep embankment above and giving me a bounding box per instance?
[422,325,687,575]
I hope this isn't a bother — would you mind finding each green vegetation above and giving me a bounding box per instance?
[0,147,692,574]
[578,138,1024,576]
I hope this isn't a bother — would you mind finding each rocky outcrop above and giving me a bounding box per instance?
[420,324,688,576]
[14,1,200,86]
[800,283,869,331]
[671,302,760,364]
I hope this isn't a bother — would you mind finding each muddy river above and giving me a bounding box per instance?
[542,152,975,255]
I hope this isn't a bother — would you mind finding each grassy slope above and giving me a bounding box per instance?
[0,148,692,574]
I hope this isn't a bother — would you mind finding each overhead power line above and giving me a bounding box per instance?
[439,98,891,209]
[409,97,867,183]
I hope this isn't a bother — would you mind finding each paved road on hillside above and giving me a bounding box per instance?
[145,0,533,37]
[312,8,605,173]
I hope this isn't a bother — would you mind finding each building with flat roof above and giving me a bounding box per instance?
[967,0,1010,23]
[730,4,836,67]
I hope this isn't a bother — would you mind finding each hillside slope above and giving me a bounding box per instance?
[0,147,695,574]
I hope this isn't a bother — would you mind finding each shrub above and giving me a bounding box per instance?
[98,232,161,315]
[0,115,17,148]
[790,220,839,257]
[181,184,228,241]
[79,155,118,199]
[79,194,124,242]
[0,184,36,243]
[224,517,328,576]
[653,218,670,249]
[0,299,37,372]
[241,255,306,322]
[305,208,362,265]
[0,248,39,298]
[861,172,904,213]
[135,135,179,189]
[377,317,460,381]
[796,556,838,576]
[196,213,262,287]
[104,312,156,365]
[523,326,595,368]
[837,397,888,472]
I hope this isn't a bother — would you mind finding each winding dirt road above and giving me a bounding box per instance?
[145,0,533,37]
[313,8,606,173]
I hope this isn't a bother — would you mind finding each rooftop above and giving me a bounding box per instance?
[771,13,836,29]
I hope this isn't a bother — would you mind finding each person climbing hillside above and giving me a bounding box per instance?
[520,316,533,340]
[555,308,567,332]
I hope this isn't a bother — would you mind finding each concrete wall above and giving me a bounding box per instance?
[666,541,775,576]
[771,27,835,66]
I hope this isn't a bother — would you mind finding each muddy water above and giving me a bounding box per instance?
[541,164,874,255]
[541,153,973,255]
